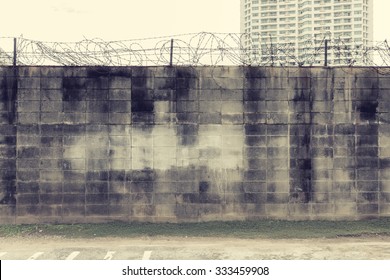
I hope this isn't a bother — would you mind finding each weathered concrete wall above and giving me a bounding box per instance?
[0,66,389,223]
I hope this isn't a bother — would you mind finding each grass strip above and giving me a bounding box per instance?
[0,219,389,239]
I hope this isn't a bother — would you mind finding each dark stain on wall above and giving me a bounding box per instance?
[0,70,17,205]
[357,79,379,121]
[355,78,380,208]
[176,68,199,145]
[357,100,378,121]
[0,71,17,124]
[63,78,86,101]
[290,81,313,203]
[131,76,154,114]
[87,67,111,78]
[199,181,209,193]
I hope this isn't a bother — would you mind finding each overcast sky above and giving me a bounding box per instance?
[0,0,388,41]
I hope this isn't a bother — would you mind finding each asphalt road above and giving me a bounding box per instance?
[1,236,390,260]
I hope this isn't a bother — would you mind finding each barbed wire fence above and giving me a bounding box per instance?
[1,32,390,69]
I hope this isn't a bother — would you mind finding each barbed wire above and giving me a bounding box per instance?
[1,32,390,68]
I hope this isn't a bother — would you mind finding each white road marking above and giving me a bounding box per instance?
[104,251,116,260]
[28,252,44,260]
[142,250,152,260]
[65,251,80,260]
[0,252,7,258]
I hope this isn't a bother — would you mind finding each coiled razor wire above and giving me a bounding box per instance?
[1,32,390,68]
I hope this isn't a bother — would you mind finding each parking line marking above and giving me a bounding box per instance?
[104,251,116,260]
[0,252,7,258]
[28,252,44,260]
[65,251,80,260]
[142,251,152,260]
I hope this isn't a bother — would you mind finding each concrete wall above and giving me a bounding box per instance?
[0,66,389,223]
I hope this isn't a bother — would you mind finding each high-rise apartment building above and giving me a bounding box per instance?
[240,0,373,66]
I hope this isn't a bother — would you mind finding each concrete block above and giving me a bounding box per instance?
[267,181,289,193]
[333,168,355,181]
[357,181,379,192]
[16,158,39,169]
[199,147,221,159]
[199,101,221,113]
[267,147,288,158]
[199,113,221,124]
[16,194,40,205]
[289,101,311,113]
[41,113,64,124]
[334,135,355,147]
[379,203,390,215]
[245,136,266,147]
[131,112,154,124]
[221,89,243,101]
[221,114,243,124]
[357,192,379,203]
[62,181,85,193]
[176,79,198,90]
[17,67,41,77]
[85,89,109,100]
[109,89,132,100]
[107,193,129,204]
[244,170,266,181]
[198,90,220,101]
[266,89,289,101]
[18,78,41,89]
[18,89,40,101]
[265,203,288,218]
[131,205,155,219]
[357,135,378,146]
[40,194,63,205]
[63,171,85,182]
[244,113,267,124]
[41,78,63,90]
[153,77,176,90]
[131,193,153,205]
[0,136,16,146]
[87,159,109,170]
[221,101,243,114]
[267,159,289,171]
[86,205,109,216]
[63,113,86,124]
[244,101,266,113]
[245,147,267,159]
[40,170,63,182]
[18,101,40,112]
[109,113,131,124]
[16,182,39,194]
[0,146,16,158]
[17,113,40,124]
[87,171,109,182]
[109,76,132,89]
[244,124,266,136]
[17,147,39,159]
[108,101,131,113]
[267,112,289,124]
[244,89,266,101]
[357,203,379,215]
[267,136,288,147]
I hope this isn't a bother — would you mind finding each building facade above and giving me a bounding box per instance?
[240,0,373,66]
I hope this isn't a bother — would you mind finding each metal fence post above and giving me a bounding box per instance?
[324,39,328,67]
[169,39,174,66]
[13,38,17,66]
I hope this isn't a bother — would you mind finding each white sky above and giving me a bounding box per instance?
[0,0,389,41]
